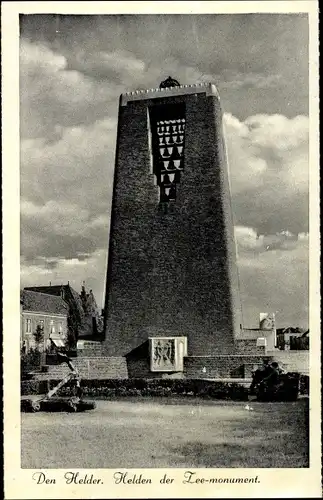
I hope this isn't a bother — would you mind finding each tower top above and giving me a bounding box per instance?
[159,76,181,89]
[120,81,220,106]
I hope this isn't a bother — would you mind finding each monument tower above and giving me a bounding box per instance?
[104,77,242,361]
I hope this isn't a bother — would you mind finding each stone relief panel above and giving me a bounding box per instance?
[149,336,187,372]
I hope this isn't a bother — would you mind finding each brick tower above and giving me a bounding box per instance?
[104,78,242,358]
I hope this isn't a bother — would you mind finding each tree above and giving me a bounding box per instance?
[80,285,88,314]
[66,315,78,350]
[21,348,41,378]
[33,324,44,350]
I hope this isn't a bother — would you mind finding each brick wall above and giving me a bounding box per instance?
[104,90,242,357]
[184,355,269,378]
[36,350,309,380]
[38,357,128,380]
[234,338,266,355]
[77,344,108,357]
[42,353,266,380]
[267,350,309,374]
[126,353,268,379]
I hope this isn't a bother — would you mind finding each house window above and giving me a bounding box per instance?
[58,323,63,334]
[39,320,44,331]
[26,318,31,333]
[50,320,55,334]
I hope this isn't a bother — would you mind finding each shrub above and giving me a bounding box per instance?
[21,378,250,400]
[21,349,41,378]
[21,379,49,395]
[33,325,44,347]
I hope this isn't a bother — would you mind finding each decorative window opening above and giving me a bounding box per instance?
[149,103,186,204]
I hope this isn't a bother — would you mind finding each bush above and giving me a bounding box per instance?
[21,349,41,378]
[21,378,250,400]
[21,379,49,395]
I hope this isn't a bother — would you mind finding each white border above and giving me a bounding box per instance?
[2,2,321,499]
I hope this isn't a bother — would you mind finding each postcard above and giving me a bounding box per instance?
[2,1,321,498]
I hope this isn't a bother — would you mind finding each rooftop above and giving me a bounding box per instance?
[24,284,84,323]
[121,82,220,106]
[21,290,68,316]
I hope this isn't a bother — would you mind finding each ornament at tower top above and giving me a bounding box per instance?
[159,76,181,89]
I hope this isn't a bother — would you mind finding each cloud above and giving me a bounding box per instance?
[69,49,146,82]
[20,108,309,320]
[244,114,309,150]
[224,112,309,235]
[21,249,108,307]
[20,118,115,264]
[238,236,309,327]
[298,232,309,241]
[235,225,306,253]
[20,40,120,139]
[20,14,309,120]
[21,199,111,262]
[235,226,264,251]
[19,29,310,324]
[20,117,116,208]
[222,71,283,90]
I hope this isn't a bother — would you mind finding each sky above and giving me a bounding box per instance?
[20,13,310,328]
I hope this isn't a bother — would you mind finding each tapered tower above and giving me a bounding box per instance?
[104,78,242,357]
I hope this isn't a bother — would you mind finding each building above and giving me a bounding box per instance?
[80,285,102,339]
[276,327,309,350]
[24,284,85,344]
[234,312,277,352]
[103,77,243,367]
[24,283,104,343]
[20,290,68,352]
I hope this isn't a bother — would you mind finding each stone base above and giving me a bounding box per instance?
[126,354,268,379]
[38,357,128,380]
[36,350,308,380]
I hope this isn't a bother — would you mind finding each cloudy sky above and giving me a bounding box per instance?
[20,13,309,328]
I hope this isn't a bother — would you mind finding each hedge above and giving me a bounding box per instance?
[21,350,42,379]
[21,375,309,399]
[21,378,249,400]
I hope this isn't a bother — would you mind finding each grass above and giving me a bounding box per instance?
[21,397,309,468]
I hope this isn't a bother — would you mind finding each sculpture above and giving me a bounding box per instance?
[159,76,181,89]
[153,339,175,367]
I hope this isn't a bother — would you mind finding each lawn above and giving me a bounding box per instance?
[21,397,309,468]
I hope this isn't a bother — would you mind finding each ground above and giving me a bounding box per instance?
[21,397,309,468]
